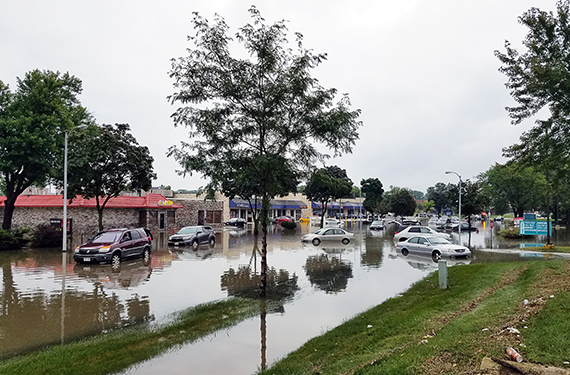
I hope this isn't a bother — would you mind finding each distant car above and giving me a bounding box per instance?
[494,216,504,221]
[428,216,438,226]
[436,216,451,229]
[324,218,341,227]
[395,235,471,261]
[225,217,247,227]
[451,222,478,232]
[369,220,385,230]
[273,216,294,224]
[74,227,152,266]
[168,226,216,249]
[401,217,420,225]
[393,225,451,242]
[301,227,355,246]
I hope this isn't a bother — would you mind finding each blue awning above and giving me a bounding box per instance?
[229,198,307,210]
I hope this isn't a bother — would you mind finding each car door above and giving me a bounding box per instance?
[406,237,421,252]
[416,236,431,255]
[322,228,337,241]
[120,231,135,257]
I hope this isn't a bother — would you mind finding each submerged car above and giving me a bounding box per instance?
[393,225,451,242]
[301,227,355,246]
[224,217,247,227]
[74,228,152,266]
[369,220,385,230]
[395,235,471,261]
[168,226,216,249]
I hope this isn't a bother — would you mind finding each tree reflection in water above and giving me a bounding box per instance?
[304,253,353,294]
[220,244,299,371]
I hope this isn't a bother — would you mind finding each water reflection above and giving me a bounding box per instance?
[4,222,570,374]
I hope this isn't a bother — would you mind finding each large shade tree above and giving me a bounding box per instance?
[0,70,90,229]
[305,166,353,228]
[495,1,570,242]
[167,8,361,297]
[479,162,546,217]
[65,123,156,230]
[360,178,384,214]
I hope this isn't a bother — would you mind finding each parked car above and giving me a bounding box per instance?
[168,226,216,249]
[324,218,341,227]
[451,222,479,232]
[225,217,247,227]
[74,227,152,266]
[273,216,294,224]
[393,225,451,242]
[395,235,471,261]
[369,220,385,230]
[436,216,451,229]
[428,216,438,226]
[301,227,355,246]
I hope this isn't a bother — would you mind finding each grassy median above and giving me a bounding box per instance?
[259,260,570,375]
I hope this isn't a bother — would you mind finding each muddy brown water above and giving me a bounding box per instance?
[0,221,566,374]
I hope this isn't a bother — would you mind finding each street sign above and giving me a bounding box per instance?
[519,221,551,235]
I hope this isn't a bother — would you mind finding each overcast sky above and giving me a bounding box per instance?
[0,0,556,194]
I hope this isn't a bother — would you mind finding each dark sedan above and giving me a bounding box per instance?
[168,226,216,249]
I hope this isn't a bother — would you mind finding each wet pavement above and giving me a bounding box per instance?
[0,220,568,374]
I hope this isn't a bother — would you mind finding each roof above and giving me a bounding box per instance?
[0,193,183,209]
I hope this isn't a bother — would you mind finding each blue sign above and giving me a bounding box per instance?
[519,221,551,235]
[523,213,536,221]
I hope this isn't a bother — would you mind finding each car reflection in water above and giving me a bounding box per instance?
[73,257,153,289]
[170,243,216,261]
[395,252,471,272]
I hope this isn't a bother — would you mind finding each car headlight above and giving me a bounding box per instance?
[99,246,111,253]
[74,246,80,253]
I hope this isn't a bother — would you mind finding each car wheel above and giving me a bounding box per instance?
[312,238,321,246]
[111,252,121,269]
[209,237,215,246]
[432,250,442,262]
[401,248,409,256]
[342,238,350,245]
[192,240,199,250]
[143,247,151,262]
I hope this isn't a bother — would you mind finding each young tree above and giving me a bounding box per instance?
[460,179,485,228]
[305,166,353,228]
[167,8,361,297]
[0,70,90,229]
[65,123,156,230]
[360,178,384,214]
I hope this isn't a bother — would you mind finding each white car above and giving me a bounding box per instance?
[301,227,354,246]
[324,218,341,227]
[395,235,471,261]
[393,225,451,242]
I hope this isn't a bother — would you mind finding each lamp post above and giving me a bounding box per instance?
[445,171,462,243]
[62,131,68,252]
[62,124,87,252]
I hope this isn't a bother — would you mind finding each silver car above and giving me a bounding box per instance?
[301,227,354,246]
[395,235,471,261]
[393,225,451,242]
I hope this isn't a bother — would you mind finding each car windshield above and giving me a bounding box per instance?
[429,237,451,245]
[178,227,198,234]
[371,221,382,225]
[90,231,122,244]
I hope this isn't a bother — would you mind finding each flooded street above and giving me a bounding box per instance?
[1,220,568,374]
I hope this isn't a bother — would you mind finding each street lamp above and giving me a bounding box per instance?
[63,125,87,252]
[445,171,462,241]
[62,131,69,252]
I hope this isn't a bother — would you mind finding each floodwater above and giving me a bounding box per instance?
[0,220,567,374]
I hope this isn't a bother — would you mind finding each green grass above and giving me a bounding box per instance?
[259,260,570,375]
[0,298,263,375]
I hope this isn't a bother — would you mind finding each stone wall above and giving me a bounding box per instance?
[171,198,224,229]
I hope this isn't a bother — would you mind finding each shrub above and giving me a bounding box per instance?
[498,228,534,239]
[280,220,297,230]
[0,229,28,250]
[31,224,63,248]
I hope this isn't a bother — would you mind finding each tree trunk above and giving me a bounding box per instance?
[259,196,271,297]
[1,196,16,230]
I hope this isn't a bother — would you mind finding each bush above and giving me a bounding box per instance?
[0,229,28,250]
[498,228,534,239]
[280,220,297,230]
[31,224,63,248]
